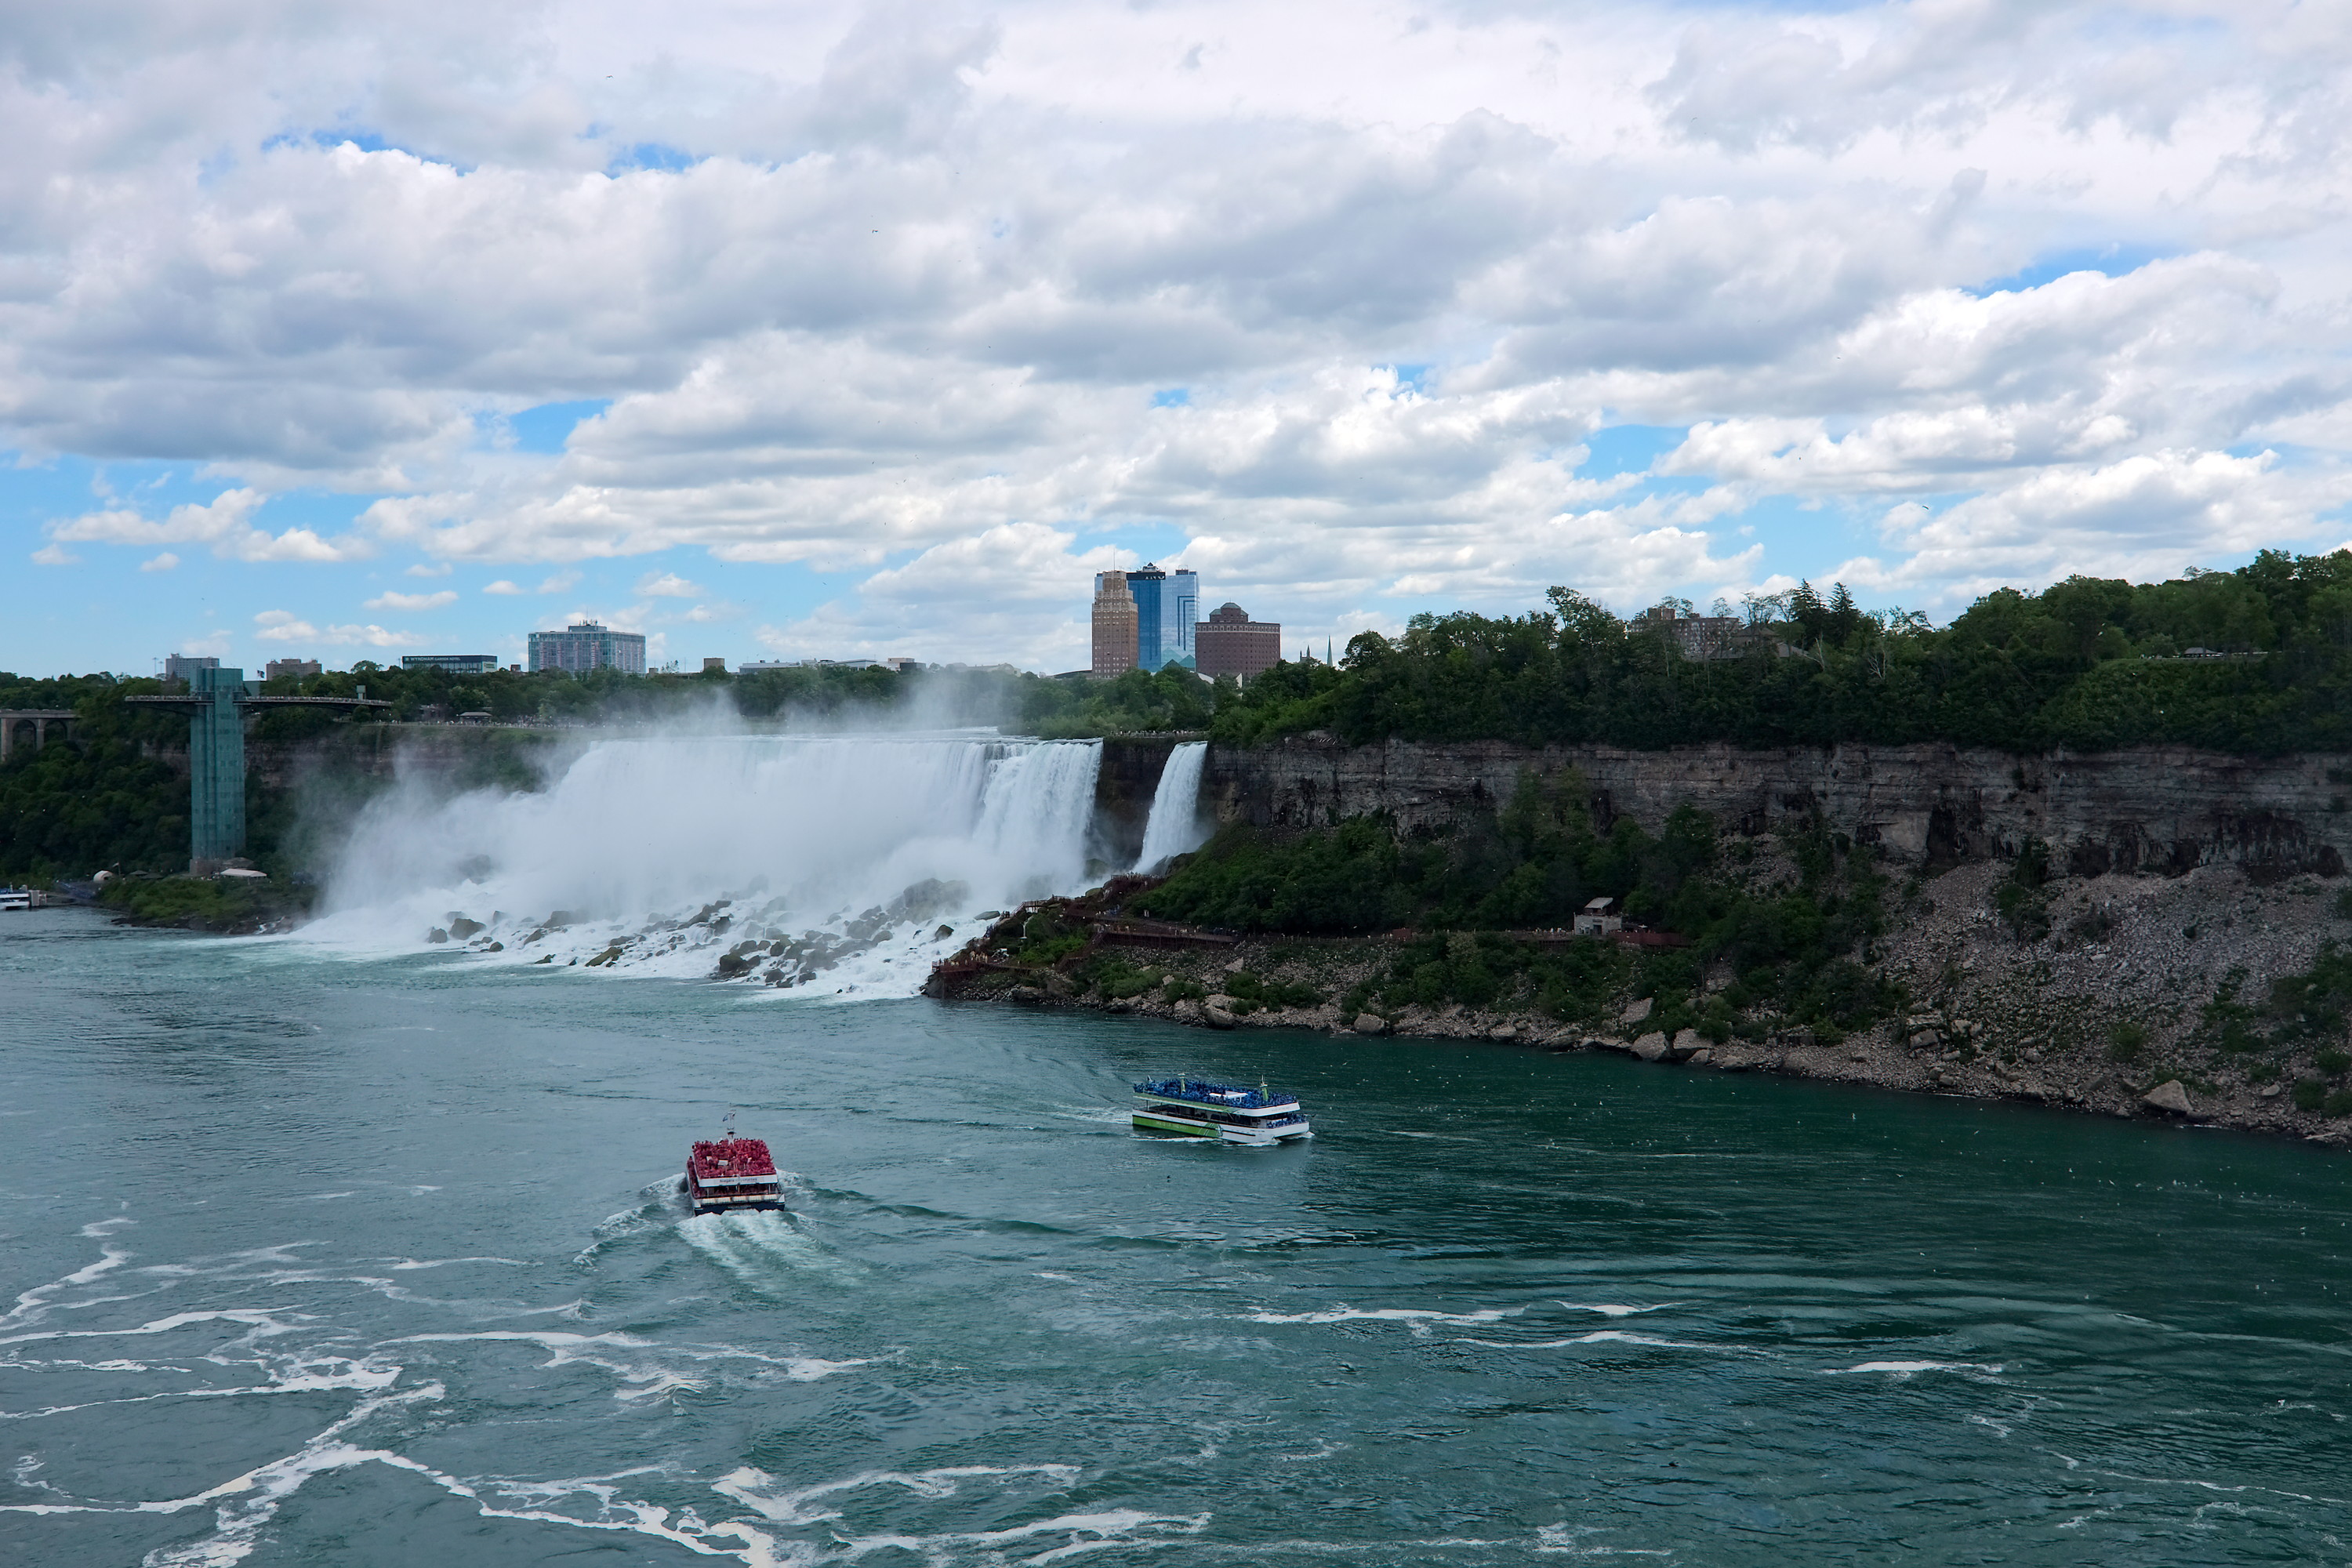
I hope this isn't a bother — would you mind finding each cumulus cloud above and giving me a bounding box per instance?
[362,588,459,611]
[47,489,369,563]
[4,0,2352,666]
[140,552,180,572]
[252,610,425,646]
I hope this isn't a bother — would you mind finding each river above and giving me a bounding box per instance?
[2,907,2347,1565]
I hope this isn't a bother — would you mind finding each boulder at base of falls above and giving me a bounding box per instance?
[1203,998,1238,1029]
[426,927,448,944]
[1631,1032,1669,1062]
[715,952,752,978]
[448,917,485,940]
[1667,1029,1703,1060]
[2142,1080,2195,1117]
[1352,1013,1389,1036]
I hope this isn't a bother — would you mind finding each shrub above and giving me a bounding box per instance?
[2315,1047,2350,1076]
[2106,1022,2147,1062]
[2292,1078,2328,1111]
[2328,1087,2352,1117]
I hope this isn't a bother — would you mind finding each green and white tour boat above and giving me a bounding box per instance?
[1132,1076,1312,1145]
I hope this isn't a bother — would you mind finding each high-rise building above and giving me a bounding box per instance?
[1091,571,1139,677]
[401,654,500,675]
[1194,603,1281,680]
[263,658,321,682]
[527,620,648,675]
[1101,563,1200,671]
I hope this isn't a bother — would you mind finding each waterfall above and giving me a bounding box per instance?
[1133,742,1209,873]
[296,733,1105,997]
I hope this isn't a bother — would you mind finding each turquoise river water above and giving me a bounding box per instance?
[2,908,2348,1565]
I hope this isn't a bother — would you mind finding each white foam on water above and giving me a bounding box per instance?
[1461,1330,1746,1352]
[1535,1522,1675,1556]
[1559,1301,1681,1317]
[1826,1359,2005,1378]
[713,1462,1085,1526]
[292,732,1105,1000]
[1244,1303,1534,1336]
[678,1210,868,1290]
[1133,741,1209,873]
[383,1328,870,1402]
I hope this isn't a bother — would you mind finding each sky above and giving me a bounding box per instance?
[5,0,2351,677]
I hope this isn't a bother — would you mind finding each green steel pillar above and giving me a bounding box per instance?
[188,666,249,870]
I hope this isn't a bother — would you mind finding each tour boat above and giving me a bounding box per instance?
[682,1130,784,1214]
[1132,1076,1312,1145]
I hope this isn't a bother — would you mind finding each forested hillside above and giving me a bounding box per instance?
[1213,550,2352,754]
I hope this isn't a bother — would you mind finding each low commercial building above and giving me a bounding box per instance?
[401,654,499,675]
[1194,603,1282,680]
[527,621,647,675]
[263,659,321,681]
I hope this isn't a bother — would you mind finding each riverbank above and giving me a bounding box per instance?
[930,856,2352,1150]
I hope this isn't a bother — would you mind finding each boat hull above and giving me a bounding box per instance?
[1131,1109,1312,1145]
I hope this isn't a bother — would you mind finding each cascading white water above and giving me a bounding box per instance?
[296,734,1105,997]
[1132,742,1209,873]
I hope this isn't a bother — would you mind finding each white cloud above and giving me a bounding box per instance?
[47,489,370,563]
[252,610,426,647]
[31,543,79,565]
[140,552,180,572]
[362,588,459,611]
[4,0,2352,662]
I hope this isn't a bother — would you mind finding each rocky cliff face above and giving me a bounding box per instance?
[1204,735,2352,880]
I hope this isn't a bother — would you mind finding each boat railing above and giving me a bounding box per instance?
[1133,1079,1297,1110]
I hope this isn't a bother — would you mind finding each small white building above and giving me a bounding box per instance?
[1573,896,1622,935]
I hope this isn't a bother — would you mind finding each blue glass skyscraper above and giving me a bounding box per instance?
[1110,564,1199,671]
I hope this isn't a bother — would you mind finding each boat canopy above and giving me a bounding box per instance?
[1133,1078,1296,1110]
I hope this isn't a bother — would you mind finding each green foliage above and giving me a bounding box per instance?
[1080,955,1163,1000]
[1143,786,1900,1037]
[1220,970,1325,1013]
[2292,1078,2328,1112]
[2315,1048,2351,1076]
[1207,550,2352,755]
[2328,1088,2352,1118]
[1994,840,2053,942]
[96,874,313,931]
[0,675,191,877]
[2107,1021,2147,1062]
[1014,911,1087,965]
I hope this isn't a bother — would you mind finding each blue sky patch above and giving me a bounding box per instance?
[506,400,613,455]
[1969,243,2169,297]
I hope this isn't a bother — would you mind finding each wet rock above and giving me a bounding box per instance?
[1353,1012,1389,1036]
[715,952,752,978]
[1620,996,1653,1025]
[448,917,485,939]
[1203,998,1238,1029]
[485,941,503,953]
[1688,1047,1714,1067]
[546,909,578,928]
[1006,984,1046,1004]
[1042,971,1076,997]
[426,927,448,944]
[1667,1029,1702,1061]
[934,924,955,941]
[2142,1080,2194,1116]
[1632,1031,1669,1062]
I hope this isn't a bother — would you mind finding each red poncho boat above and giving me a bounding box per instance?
[684,1137,783,1214]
